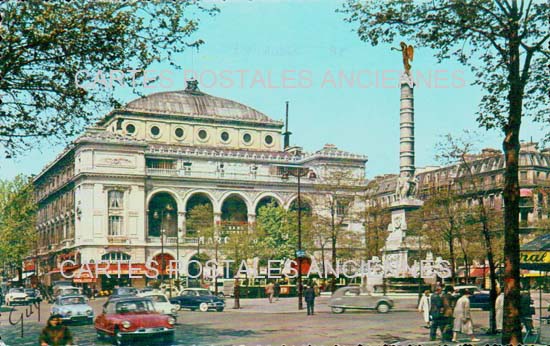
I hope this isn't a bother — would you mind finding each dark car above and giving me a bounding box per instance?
[454,285,490,310]
[170,288,225,312]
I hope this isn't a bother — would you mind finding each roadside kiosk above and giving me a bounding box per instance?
[520,233,550,344]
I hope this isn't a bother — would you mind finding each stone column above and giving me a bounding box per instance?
[178,212,186,238]
[399,73,415,177]
[248,213,256,232]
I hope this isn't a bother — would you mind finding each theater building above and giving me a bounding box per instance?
[33,81,367,289]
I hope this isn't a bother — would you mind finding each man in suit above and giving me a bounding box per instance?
[429,287,444,341]
[304,284,316,316]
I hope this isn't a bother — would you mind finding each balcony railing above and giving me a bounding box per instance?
[146,236,199,245]
[145,168,306,184]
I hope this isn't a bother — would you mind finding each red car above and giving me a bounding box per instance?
[94,297,175,345]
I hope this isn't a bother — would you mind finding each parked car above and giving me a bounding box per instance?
[137,291,179,320]
[170,288,225,312]
[113,287,138,296]
[328,286,394,314]
[51,286,81,303]
[51,295,94,324]
[4,287,30,306]
[453,285,490,310]
[94,297,175,346]
[24,288,42,303]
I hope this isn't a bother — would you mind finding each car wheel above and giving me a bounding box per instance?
[331,307,345,314]
[376,302,390,313]
[216,307,224,312]
[199,303,209,312]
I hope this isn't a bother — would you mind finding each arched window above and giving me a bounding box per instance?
[101,252,131,263]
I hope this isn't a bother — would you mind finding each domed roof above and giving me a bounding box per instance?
[123,80,279,124]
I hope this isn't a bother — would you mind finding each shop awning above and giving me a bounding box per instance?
[9,271,35,282]
[520,233,550,271]
[469,267,489,277]
[520,188,533,197]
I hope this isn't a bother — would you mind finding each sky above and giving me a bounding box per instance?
[0,0,546,180]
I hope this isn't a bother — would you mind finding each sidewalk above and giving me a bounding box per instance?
[225,295,419,313]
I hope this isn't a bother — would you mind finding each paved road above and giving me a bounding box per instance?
[0,296,531,346]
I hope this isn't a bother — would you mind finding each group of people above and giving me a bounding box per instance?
[418,286,480,342]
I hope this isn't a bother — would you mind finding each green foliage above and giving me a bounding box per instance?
[255,203,299,261]
[0,0,218,157]
[340,0,549,133]
[186,203,214,239]
[0,175,37,275]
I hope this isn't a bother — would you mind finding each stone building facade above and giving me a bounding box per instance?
[32,82,367,289]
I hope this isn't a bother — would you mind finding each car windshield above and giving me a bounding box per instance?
[149,295,168,303]
[115,300,154,313]
[61,297,86,305]
[9,288,24,293]
[24,289,36,295]
[195,290,211,296]
[62,289,80,295]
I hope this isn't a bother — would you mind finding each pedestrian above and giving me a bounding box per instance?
[520,290,534,334]
[305,284,316,315]
[418,289,431,328]
[274,281,281,301]
[429,287,444,341]
[233,277,240,309]
[452,289,480,342]
[496,288,504,333]
[441,286,456,342]
[265,281,275,303]
[39,314,74,346]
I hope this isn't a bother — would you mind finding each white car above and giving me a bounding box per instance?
[138,291,179,320]
[5,287,30,306]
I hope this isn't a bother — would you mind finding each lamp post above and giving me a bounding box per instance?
[153,204,173,287]
[280,164,310,310]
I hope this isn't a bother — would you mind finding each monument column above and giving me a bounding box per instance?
[400,74,415,177]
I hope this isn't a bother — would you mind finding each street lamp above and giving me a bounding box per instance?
[153,204,173,287]
[279,164,310,310]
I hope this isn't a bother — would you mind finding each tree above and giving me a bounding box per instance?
[186,204,216,285]
[409,185,465,283]
[0,1,218,157]
[255,203,299,261]
[340,1,549,343]
[312,169,363,291]
[364,180,391,259]
[437,132,504,333]
[0,175,37,283]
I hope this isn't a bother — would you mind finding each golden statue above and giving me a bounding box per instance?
[392,42,414,74]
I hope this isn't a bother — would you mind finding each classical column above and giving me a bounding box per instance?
[248,213,256,232]
[399,73,415,177]
[178,212,186,238]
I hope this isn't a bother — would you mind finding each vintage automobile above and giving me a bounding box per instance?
[51,286,82,303]
[51,295,94,323]
[328,286,394,314]
[453,285,490,310]
[24,288,42,303]
[113,287,138,296]
[169,288,225,312]
[138,291,180,320]
[94,297,175,346]
[4,287,30,306]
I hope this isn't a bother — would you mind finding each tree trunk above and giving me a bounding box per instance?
[502,5,523,344]
[448,219,456,285]
[478,197,498,334]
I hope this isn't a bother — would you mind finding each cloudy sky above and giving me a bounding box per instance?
[1,0,545,180]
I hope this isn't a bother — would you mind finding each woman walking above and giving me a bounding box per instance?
[452,290,480,342]
[418,290,431,328]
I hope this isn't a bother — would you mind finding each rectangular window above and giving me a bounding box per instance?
[108,216,123,236]
[489,195,495,209]
[336,200,349,216]
[108,191,124,209]
[520,171,528,181]
[146,158,176,169]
